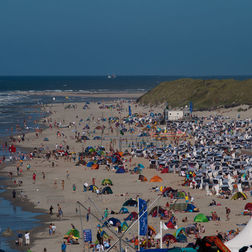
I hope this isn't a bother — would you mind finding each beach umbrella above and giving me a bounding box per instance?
[138,163,145,169]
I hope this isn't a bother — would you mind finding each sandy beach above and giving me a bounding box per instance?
[1,94,252,252]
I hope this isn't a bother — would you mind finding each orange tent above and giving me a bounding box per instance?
[91,164,99,169]
[149,175,163,182]
[139,175,148,182]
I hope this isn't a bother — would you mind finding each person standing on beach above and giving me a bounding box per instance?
[226,207,231,221]
[18,232,23,246]
[49,205,53,215]
[25,231,30,246]
[61,241,67,252]
[12,189,16,199]
[61,180,65,190]
[86,207,90,222]
[32,172,36,184]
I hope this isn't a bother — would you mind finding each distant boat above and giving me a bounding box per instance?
[107,74,116,79]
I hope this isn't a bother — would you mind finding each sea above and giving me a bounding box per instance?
[0,75,251,251]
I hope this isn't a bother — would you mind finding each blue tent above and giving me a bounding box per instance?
[116,167,125,173]
[93,136,101,140]
[87,161,94,167]
[186,204,198,212]
[119,207,129,214]
[104,217,121,227]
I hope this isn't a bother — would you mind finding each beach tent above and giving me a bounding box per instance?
[175,191,186,199]
[93,136,101,140]
[150,175,163,182]
[116,167,126,173]
[162,233,177,243]
[43,137,49,141]
[175,227,186,238]
[64,228,80,239]
[165,216,176,229]
[231,192,247,200]
[244,202,252,211]
[81,135,89,140]
[149,206,166,217]
[91,164,99,169]
[124,211,138,221]
[123,199,137,207]
[186,204,199,212]
[161,168,169,173]
[102,186,113,194]
[87,161,94,167]
[121,221,128,232]
[225,218,252,251]
[194,213,208,223]
[197,236,231,252]
[119,207,129,214]
[138,175,148,182]
[102,179,113,186]
[104,217,121,227]
[9,144,16,153]
[177,234,187,243]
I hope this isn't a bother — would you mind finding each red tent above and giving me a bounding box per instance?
[244,203,252,211]
[9,145,16,153]
[161,168,169,173]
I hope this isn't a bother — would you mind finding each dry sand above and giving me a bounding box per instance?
[2,97,252,252]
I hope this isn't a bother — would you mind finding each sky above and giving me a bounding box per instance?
[0,0,252,76]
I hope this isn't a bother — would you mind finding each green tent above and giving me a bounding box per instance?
[65,228,80,238]
[121,221,128,232]
[101,179,113,186]
[194,213,208,223]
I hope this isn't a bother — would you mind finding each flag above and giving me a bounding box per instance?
[129,105,132,116]
[189,101,193,113]
[138,198,148,236]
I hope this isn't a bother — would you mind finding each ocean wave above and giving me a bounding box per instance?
[0,94,28,105]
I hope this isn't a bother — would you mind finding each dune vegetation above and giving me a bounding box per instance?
[137,78,252,110]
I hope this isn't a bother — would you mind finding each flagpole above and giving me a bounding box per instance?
[160,221,163,249]
[138,198,140,252]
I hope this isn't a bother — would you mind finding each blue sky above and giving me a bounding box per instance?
[0,0,252,76]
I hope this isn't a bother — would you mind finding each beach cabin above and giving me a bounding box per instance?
[164,105,191,122]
